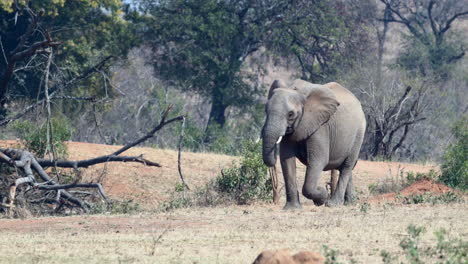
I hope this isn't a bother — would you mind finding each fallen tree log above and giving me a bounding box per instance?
[0,106,186,214]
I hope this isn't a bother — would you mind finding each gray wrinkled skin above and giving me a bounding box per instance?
[262,79,366,209]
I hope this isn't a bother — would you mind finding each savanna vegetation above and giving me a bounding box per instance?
[0,0,466,160]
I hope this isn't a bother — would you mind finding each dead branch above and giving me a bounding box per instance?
[38,106,185,169]
[0,55,114,127]
[0,148,96,211]
[268,166,279,205]
[111,105,184,156]
[0,106,186,213]
[368,84,426,159]
[37,155,161,168]
[177,116,190,191]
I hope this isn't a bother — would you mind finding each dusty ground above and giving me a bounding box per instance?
[0,141,465,264]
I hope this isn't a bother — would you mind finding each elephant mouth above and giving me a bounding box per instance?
[286,126,294,134]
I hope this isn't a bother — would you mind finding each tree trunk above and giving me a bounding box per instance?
[376,6,390,90]
[206,99,227,129]
[204,88,227,144]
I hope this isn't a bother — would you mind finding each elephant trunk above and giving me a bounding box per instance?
[262,118,286,167]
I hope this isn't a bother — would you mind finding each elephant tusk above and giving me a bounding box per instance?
[276,136,283,144]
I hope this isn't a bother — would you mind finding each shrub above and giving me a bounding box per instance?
[159,140,272,211]
[381,224,467,264]
[368,169,441,196]
[215,140,271,204]
[12,118,72,158]
[90,199,141,214]
[321,225,467,264]
[440,116,468,190]
[405,169,438,185]
[402,191,463,205]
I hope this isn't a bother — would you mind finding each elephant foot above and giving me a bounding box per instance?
[325,198,344,207]
[282,202,302,211]
[302,186,327,206]
[344,194,356,205]
[312,199,325,206]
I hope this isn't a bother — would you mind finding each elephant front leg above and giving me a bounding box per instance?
[280,142,301,210]
[302,165,328,206]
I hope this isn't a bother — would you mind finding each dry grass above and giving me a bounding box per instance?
[0,203,465,263]
[0,140,463,263]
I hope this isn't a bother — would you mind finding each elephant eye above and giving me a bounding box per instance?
[288,111,294,118]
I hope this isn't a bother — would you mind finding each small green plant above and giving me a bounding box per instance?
[12,117,72,158]
[402,191,463,205]
[322,245,344,264]
[381,224,467,264]
[400,224,426,264]
[159,196,193,211]
[431,229,468,263]
[368,177,405,195]
[380,250,398,264]
[359,202,371,213]
[90,199,141,214]
[405,169,438,185]
[369,169,442,196]
[215,140,271,204]
[174,182,186,193]
[440,116,468,191]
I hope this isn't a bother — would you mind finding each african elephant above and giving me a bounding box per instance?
[261,79,366,209]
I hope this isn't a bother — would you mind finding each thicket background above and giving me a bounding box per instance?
[0,0,467,162]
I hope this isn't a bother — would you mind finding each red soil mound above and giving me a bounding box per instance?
[370,179,456,203]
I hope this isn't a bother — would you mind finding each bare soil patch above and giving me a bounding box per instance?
[369,179,457,203]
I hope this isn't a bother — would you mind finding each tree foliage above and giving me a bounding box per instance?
[380,0,468,79]
[440,116,468,190]
[0,0,135,118]
[137,0,372,137]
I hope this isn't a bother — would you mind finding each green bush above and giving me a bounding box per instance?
[90,199,141,214]
[402,191,463,205]
[381,224,467,264]
[369,169,442,196]
[215,140,271,205]
[12,118,72,158]
[158,140,272,211]
[405,169,438,185]
[440,117,468,190]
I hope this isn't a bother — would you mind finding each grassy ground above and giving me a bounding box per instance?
[0,141,464,263]
[0,202,465,264]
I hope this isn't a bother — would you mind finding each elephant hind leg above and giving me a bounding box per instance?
[344,176,355,204]
[326,166,352,207]
[328,169,354,203]
[330,169,339,197]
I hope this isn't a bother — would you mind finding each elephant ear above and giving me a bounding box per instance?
[293,86,340,141]
[267,80,286,99]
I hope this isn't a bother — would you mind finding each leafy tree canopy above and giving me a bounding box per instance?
[0,0,135,111]
[136,0,371,132]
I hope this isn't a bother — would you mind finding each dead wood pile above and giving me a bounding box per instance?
[0,107,186,216]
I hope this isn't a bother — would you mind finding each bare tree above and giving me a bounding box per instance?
[379,0,468,70]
